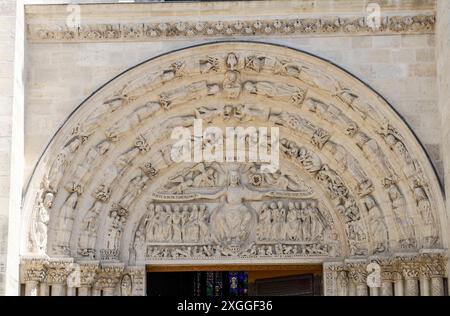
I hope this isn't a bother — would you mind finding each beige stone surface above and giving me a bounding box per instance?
[24,34,443,185]
[0,0,15,296]
[1,0,450,296]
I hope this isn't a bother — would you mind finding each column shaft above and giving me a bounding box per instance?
[356,284,368,296]
[394,279,404,296]
[102,288,115,296]
[420,276,430,296]
[50,284,66,296]
[381,281,393,296]
[39,283,49,296]
[78,287,91,296]
[404,278,419,296]
[431,277,445,296]
[348,282,356,296]
[25,281,39,296]
[369,286,379,296]
[91,288,101,296]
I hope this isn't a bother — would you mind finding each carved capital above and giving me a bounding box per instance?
[94,263,124,290]
[45,258,74,285]
[396,255,421,279]
[22,257,48,282]
[420,252,447,278]
[78,261,100,287]
[345,260,368,284]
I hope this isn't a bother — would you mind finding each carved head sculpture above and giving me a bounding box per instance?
[243,81,257,94]
[43,192,54,209]
[223,105,233,120]
[226,53,238,70]
[364,196,376,211]
[120,274,132,296]
[146,203,155,213]
[207,84,220,95]
[388,185,400,201]
[288,202,295,211]
[67,136,83,153]
[228,171,240,187]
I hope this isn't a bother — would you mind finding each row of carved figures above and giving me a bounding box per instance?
[257,201,328,242]
[135,203,210,244]
[146,242,329,259]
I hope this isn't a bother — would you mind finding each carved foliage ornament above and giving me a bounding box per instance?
[28,15,435,42]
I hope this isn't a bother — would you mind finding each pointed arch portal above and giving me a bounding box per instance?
[21,42,448,296]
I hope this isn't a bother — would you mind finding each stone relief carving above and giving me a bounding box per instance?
[53,192,80,256]
[257,200,330,244]
[362,196,388,254]
[323,141,373,197]
[305,98,359,137]
[159,81,220,109]
[270,111,330,149]
[413,185,439,248]
[28,15,436,42]
[30,192,54,254]
[128,162,340,261]
[43,136,85,194]
[106,102,161,142]
[388,184,416,249]
[23,44,446,297]
[243,81,307,106]
[78,200,104,258]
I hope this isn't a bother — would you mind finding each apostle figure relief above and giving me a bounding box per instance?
[131,162,338,262]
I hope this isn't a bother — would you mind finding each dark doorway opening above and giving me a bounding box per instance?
[146,265,322,296]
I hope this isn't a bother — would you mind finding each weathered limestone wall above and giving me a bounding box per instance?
[436,0,450,283]
[25,34,442,184]
[0,0,16,296]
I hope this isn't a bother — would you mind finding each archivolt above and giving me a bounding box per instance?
[22,42,447,266]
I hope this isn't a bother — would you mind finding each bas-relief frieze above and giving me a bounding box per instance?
[21,42,447,295]
[27,14,435,43]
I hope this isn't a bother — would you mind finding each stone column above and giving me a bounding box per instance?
[94,263,124,297]
[336,270,349,296]
[78,287,90,296]
[400,257,421,297]
[393,272,404,296]
[22,258,47,296]
[376,259,395,296]
[78,261,99,296]
[91,287,101,296]
[347,281,356,296]
[39,282,49,296]
[127,266,146,296]
[380,280,393,296]
[427,253,447,296]
[322,262,345,296]
[46,258,73,296]
[346,261,368,297]
[66,287,76,296]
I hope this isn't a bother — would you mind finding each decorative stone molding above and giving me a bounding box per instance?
[78,261,100,287]
[94,263,124,294]
[20,42,447,296]
[45,258,74,285]
[22,257,47,283]
[126,266,146,296]
[27,14,435,43]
